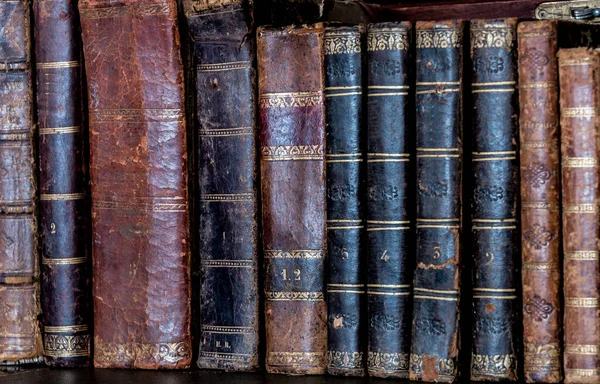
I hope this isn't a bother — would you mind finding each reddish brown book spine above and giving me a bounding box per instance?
[558,48,600,384]
[257,23,327,375]
[0,0,43,364]
[518,20,562,383]
[79,0,192,369]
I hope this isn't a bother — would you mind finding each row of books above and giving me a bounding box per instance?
[0,0,599,382]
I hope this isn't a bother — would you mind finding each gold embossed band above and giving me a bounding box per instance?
[564,251,599,260]
[324,33,361,55]
[471,26,515,49]
[268,351,326,367]
[44,334,90,358]
[259,92,323,108]
[90,108,183,122]
[565,368,600,378]
[93,200,186,213]
[522,262,558,270]
[42,257,87,265]
[94,341,191,364]
[265,291,324,301]
[565,344,598,355]
[80,4,170,19]
[264,250,324,259]
[262,145,323,161]
[565,297,599,307]
[367,29,409,51]
[200,193,254,202]
[39,126,80,135]
[201,259,254,268]
[564,203,597,213]
[37,61,80,69]
[201,325,255,334]
[45,324,89,333]
[416,27,462,49]
[520,82,556,89]
[199,127,253,137]
[199,351,253,361]
[40,192,85,201]
[197,61,251,72]
[562,107,596,118]
[522,201,559,210]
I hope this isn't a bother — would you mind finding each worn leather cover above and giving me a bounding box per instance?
[33,0,91,367]
[365,21,412,379]
[469,19,520,382]
[324,24,365,377]
[269,0,332,26]
[79,0,192,369]
[0,0,44,364]
[558,48,600,384]
[257,24,327,375]
[182,0,260,372]
[517,20,562,384]
[409,20,463,383]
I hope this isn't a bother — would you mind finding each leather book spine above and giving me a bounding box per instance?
[469,19,520,382]
[257,23,327,375]
[517,20,562,384]
[183,0,259,372]
[558,48,600,384]
[0,0,44,364]
[269,0,332,26]
[79,0,192,369]
[365,22,412,379]
[324,24,366,377]
[33,0,91,367]
[409,20,463,383]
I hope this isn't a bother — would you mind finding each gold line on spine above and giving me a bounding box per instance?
[562,157,598,168]
[44,324,89,333]
[416,82,461,86]
[367,92,408,97]
[417,218,459,222]
[562,107,596,118]
[473,295,518,300]
[417,154,459,158]
[472,157,516,162]
[367,220,410,224]
[416,224,459,229]
[200,193,254,202]
[564,344,598,355]
[328,290,365,294]
[472,89,515,93]
[328,219,361,223]
[42,257,87,265]
[564,368,600,377]
[520,82,556,89]
[197,61,251,72]
[265,291,324,301]
[472,225,517,230]
[367,291,410,296]
[326,92,362,97]
[39,126,80,135]
[414,288,458,294]
[367,284,411,288]
[416,88,460,95]
[36,61,80,69]
[201,260,254,268]
[201,325,255,334]
[522,262,558,270]
[328,283,364,288]
[199,127,253,137]
[417,147,459,152]
[40,192,85,201]
[564,297,599,307]
[472,219,516,223]
[564,251,599,260]
[472,81,516,86]
[414,295,458,302]
[473,288,516,292]
[264,250,323,259]
[472,151,516,155]
[366,227,410,231]
[327,226,363,230]
[325,86,361,91]
[368,85,410,89]
[564,204,597,213]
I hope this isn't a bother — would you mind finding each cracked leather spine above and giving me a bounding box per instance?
[182,0,260,372]
[558,48,600,384]
[517,20,562,384]
[79,0,192,369]
[409,20,463,383]
[469,19,520,382]
[257,23,327,375]
[33,0,91,367]
[0,0,43,365]
[365,21,413,379]
[324,24,366,377]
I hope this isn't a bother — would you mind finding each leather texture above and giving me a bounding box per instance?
[410,20,463,383]
[517,20,562,384]
[558,48,600,384]
[182,0,260,372]
[79,0,192,369]
[0,0,44,364]
[324,24,366,377]
[365,21,413,379]
[469,19,520,382]
[34,0,91,367]
[257,23,327,375]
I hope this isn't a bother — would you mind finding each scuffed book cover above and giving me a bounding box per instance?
[257,23,327,375]
[79,0,192,369]
[469,18,520,382]
[409,20,463,383]
[365,21,413,379]
[34,0,91,367]
[0,0,44,364]
[558,48,600,384]
[182,0,260,372]
[324,24,366,377]
[518,20,562,384]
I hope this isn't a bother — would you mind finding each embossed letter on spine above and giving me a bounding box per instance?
[470,19,520,382]
[410,21,463,383]
[257,24,327,375]
[518,21,562,383]
[558,48,600,384]
[80,0,192,369]
[34,0,91,367]
[183,0,260,371]
[324,25,366,377]
[365,22,413,379]
[0,0,43,364]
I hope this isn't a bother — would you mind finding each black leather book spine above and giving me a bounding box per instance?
[324,24,366,377]
[469,19,519,382]
[409,20,463,383]
[183,0,260,371]
[365,22,413,379]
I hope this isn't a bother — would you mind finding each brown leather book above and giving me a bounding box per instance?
[34,0,91,367]
[79,0,192,369]
[0,0,43,364]
[558,47,600,384]
[518,20,562,384]
[257,23,327,375]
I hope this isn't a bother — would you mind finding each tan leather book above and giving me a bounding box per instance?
[558,47,600,384]
[79,0,192,369]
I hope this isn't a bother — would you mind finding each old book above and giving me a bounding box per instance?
[0,0,43,364]
[182,0,260,371]
[365,21,412,379]
[257,23,327,375]
[270,0,332,25]
[324,24,366,377]
[409,20,463,383]
[558,47,600,384]
[469,19,520,382]
[79,0,192,369]
[517,20,562,384]
[33,0,91,367]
